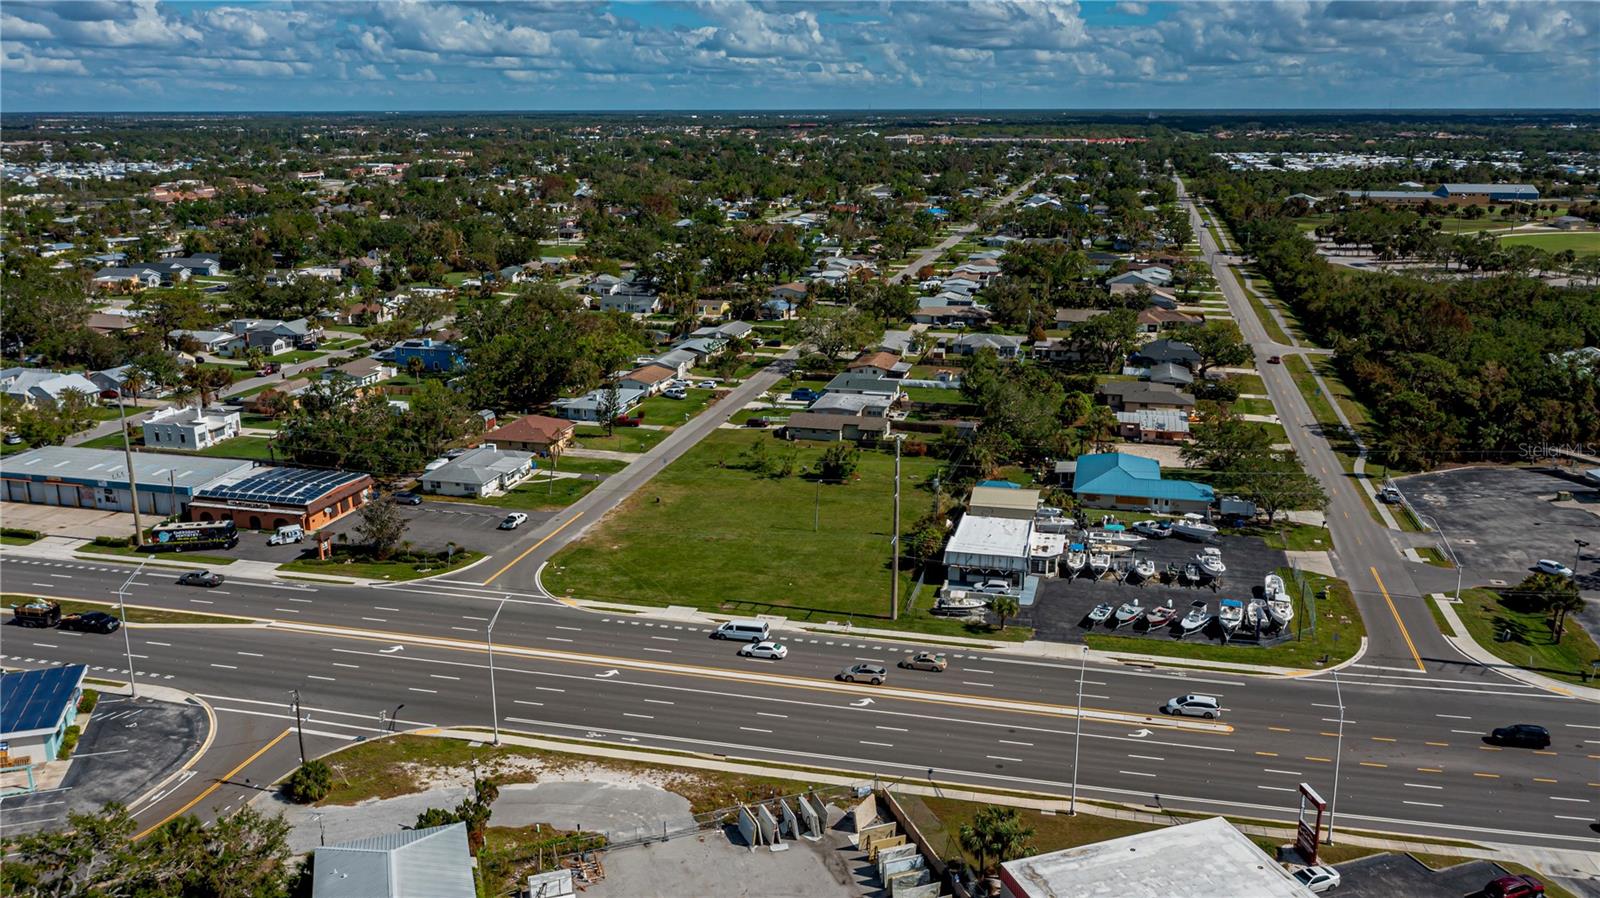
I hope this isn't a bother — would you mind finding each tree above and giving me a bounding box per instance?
[1066,308,1139,372]
[989,594,1020,631]
[1243,456,1328,523]
[1172,320,1252,379]
[283,760,332,804]
[797,305,879,362]
[355,493,408,560]
[598,382,623,436]
[957,805,1035,876]
[1181,406,1274,477]
[817,442,860,481]
[1505,573,1584,642]
[415,776,499,855]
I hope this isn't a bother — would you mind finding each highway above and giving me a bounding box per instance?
[2,554,1596,851]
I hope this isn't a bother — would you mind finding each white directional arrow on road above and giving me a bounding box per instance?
[851,698,874,707]
[594,669,620,678]
[379,645,404,654]
[1128,728,1152,738]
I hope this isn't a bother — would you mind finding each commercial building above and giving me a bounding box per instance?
[187,466,373,531]
[1000,817,1314,898]
[142,405,242,450]
[1348,183,1539,206]
[1072,451,1213,514]
[968,485,1042,520]
[0,447,255,517]
[943,514,1032,587]
[0,664,87,767]
[420,446,536,498]
[311,822,475,898]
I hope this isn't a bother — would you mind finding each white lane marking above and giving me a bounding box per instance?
[461,615,489,621]
[373,606,400,612]
[210,591,232,596]
[1119,770,1158,778]
[643,699,675,705]
[1263,769,1303,776]
[332,663,360,669]
[1322,718,1353,724]
[430,674,459,681]
[740,726,772,734]
[547,637,574,643]
[1566,724,1600,731]
[210,663,237,669]
[514,700,543,707]
[1258,785,1296,793]
[1403,800,1444,808]
[756,712,787,719]
[237,651,263,657]
[190,599,213,605]
[1550,797,1590,803]
[1436,714,1473,720]
[1127,754,1165,762]
[651,636,678,642]
[48,573,71,579]
[987,755,1023,762]
[965,668,993,674]
[276,608,301,614]
[860,740,894,748]
[1404,783,1444,790]
[1450,729,1481,735]
[535,686,565,693]
[361,617,387,623]
[876,726,908,732]
[32,643,56,648]
[451,627,476,632]
[1554,815,1593,822]
[641,648,672,654]
[1080,693,1111,700]
[963,681,994,688]
[147,641,171,647]
[624,713,654,719]
[1312,703,1341,709]
[556,626,582,632]
[289,598,313,603]
[307,675,335,682]
[998,740,1034,747]
[853,657,884,663]
[408,687,437,694]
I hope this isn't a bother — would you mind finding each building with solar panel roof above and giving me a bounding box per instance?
[187,465,373,531]
[0,663,87,766]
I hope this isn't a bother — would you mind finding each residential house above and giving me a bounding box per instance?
[1031,338,1080,365]
[783,412,890,443]
[241,378,311,415]
[309,822,475,898]
[1097,381,1196,413]
[85,312,140,337]
[420,446,536,498]
[651,349,699,378]
[1115,409,1191,444]
[321,359,396,390]
[695,321,753,342]
[228,318,317,357]
[761,299,797,320]
[391,338,466,373]
[91,267,163,291]
[618,364,677,395]
[823,372,901,401]
[910,305,991,327]
[88,365,164,399]
[330,300,394,326]
[1105,269,1170,290]
[769,282,808,304]
[952,333,1023,359]
[1071,451,1213,514]
[130,261,191,285]
[1137,307,1202,334]
[1131,339,1201,369]
[1054,308,1106,328]
[295,265,343,282]
[846,351,911,379]
[597,290,661,315]
[551,386,646,423]
[0,368,100,406]
[164,254,222,277]
[1109,282,1180,309]
[809,392,892,418]
[1144,362,1195,387]
[674,337,723,359]
[584,274,627,296]
[694,298,731,320]
[142,405,241,450]
[496,264,528,284]
[168,329,236,355]
[483,415,574,455]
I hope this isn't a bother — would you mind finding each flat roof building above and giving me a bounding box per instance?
[188,466,372,531]
[968,485,1042,520]
[311,821,474,898]
[420,446,536,498]
[944,514,1031,585]
[0,663,87,767]
[0,447,255,518]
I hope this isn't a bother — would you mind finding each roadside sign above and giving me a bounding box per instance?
[1296,783,1327,864]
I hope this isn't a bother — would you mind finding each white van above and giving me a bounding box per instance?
[1163,694,1222,719]
[267,525,305,546]
[712,619,770,642]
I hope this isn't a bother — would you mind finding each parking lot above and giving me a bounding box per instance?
[222,500,552,563]
[1327,853,1521,898]
[1394,467,1597,589]
[1023,532,1290,645]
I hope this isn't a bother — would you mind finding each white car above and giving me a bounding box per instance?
[1535,559,1574,578]
[970,579,1012,594]
[1163,694,1222,719]
[737,640,788,660]
[664,388,687,400]
[498,512,528,530]
[696,380,717,389]
[1292,865,1341,893]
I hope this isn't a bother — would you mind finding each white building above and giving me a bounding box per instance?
[142,405,241,450]
[419,446,536,498]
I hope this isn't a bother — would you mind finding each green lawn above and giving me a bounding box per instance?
[1416,546,1454,568]
[544,455,628,476]
[1225,373,1267,395]
[1233,269,1294,345]
[77,543,238,565]
[571,426,667,454]
[270,349,326,365]
[1496,231,1600,257]
[1085,570,1364,669]
[633,389,715,426]
[1231,397,1278,417]
[82,434,280,463]
[1231,522,1334,552]
[279,550,484,582]
[0,534,39,546]
[545,429,1012,639]
[1451,587,1599,686]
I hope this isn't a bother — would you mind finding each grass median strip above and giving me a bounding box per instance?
[77,543,239,565]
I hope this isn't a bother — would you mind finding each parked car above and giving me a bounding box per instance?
[744,416,775,428]
[696,380,716,389]
[59,611,121,634]
[737,640,788,660]
[969,580,1012,594]
[612,412,644,427]
[1131,520,1171,538]
[1377,486,1403,504]
[899,652,948,672]
[1534,559,1574,578]
[256,362,281,376]
[267,525,305,546]
[1267,355,1282,364]
[498,512,528,530]
[664,388,688,400]
[838,663,887,685]
[1163,694,1222,719]
[3,433,22,445]
[394,491,423,506]
[177,571,225,588]
[1488,724,1550,749]
[1291,865,1341,894]
[1484,874,1544,898]
[789,388,821,402]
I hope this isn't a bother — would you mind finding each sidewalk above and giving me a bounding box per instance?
[1430,593,1600,701]
[1,537,375,587]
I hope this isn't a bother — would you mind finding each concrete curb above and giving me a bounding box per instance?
[1432,594,1600,701]
[85,680,219,822]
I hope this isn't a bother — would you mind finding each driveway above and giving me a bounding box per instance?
[0,502,139,540]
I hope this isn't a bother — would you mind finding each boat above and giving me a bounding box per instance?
[1089,552,1111,575]
[1065,550,1088,575]
[1144,600,1177,627]
[1179,600,1210,634]
[1181,562,1202,583]
[1246,599,1268,631]
[1218,599,1244,634]
[1131,558,1157,581]
[1196,550,1227,578]
[1113,599,1143,627]
[1087,602,1114,624]
[931,594,988,616]
[1172,514,1219,542]
[1089,542,1133,555]
[1268,596,1295,626]
[1263,573,1286,599]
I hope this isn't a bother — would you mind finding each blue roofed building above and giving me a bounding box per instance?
[1,663,87,766]
[390,338,466,373]
[1071,452,1214,514]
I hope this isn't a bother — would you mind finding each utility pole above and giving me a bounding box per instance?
[487,597,507,746]
[891,435,903,621]
[1326,669,1345,844]
[289,689,307,765]
[116,392,144,546]
[1070,650,1085,816]
[116,558,148,698]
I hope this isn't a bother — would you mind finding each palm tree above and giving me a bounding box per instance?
[989,594,1020,631]
[958,806,1035,879]
[1085,405,1119,453]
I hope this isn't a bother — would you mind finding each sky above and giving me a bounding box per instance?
[2,1,1597,113]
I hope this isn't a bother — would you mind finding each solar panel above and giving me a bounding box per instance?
[1,664,86,735]
[195,467,367,505]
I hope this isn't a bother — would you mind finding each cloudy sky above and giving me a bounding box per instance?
[3,1,1596,112]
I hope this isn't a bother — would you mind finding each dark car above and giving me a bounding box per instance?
[789,388,821,402]
[1488,724,1551,749]
[394,491,423,506]
[177,571,225,588]
[1485,874,1545,898]
[59,611,121,634]
[1267,355,1282,364]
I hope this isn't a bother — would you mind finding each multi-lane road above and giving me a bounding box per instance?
[1,553,1595,851]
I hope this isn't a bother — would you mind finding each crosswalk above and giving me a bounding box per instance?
[0,653,177,680]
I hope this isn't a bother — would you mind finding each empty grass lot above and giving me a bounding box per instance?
[1452,587,1598,686]
[633,389,714,426]
[571,426,667,454]
[545,429,1019,639]
[545,455,628,476]
[1496,231,1600,257]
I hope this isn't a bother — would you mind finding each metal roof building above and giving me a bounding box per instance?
[188,466,372,531]
[1072,452,1213,514]
[0,663,87,766]
[0,447,256,517]
[311,822,475,898]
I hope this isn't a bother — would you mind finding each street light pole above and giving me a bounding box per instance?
[1326,669,1345,845]
[289,689,307,765]
[116,558,148,699]
[1577,539,1590,578]
[487,597,507,746]
[115,392,145,546]
[1069,649,1086,816]
[891,435,903,621]
[1420,513,1462,600]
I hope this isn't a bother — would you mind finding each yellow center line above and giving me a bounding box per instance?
[1588,783,1600,788]
[1320,731,1339,738]
[1424,741,1449,747]
[1371,566,1424,671]
[480,514,580,586]
[1534,778,1558,784]
[1267,726,1292,733]
[1371,736,1397,742]
[1474,773,1500,779]
[134,728,291,840]
[1255,751,1279,757]
[1305,756,1332,763]
[1359,761,1388,768]
[1479,746,1502,752]
[1417,767,1443,773]
[1533,750,1558,756]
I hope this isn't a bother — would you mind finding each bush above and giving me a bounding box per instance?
[282,760,333,804]
[1,527,42,540]
[92,535,133,548]
[57,725,80,760]
[77,689,99,715]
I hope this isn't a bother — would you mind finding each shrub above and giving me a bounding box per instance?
[1,527,42,540]
[57,725,80,760]
[92,535,134,548]
[77,689,99,715]
[282,760,333,804]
